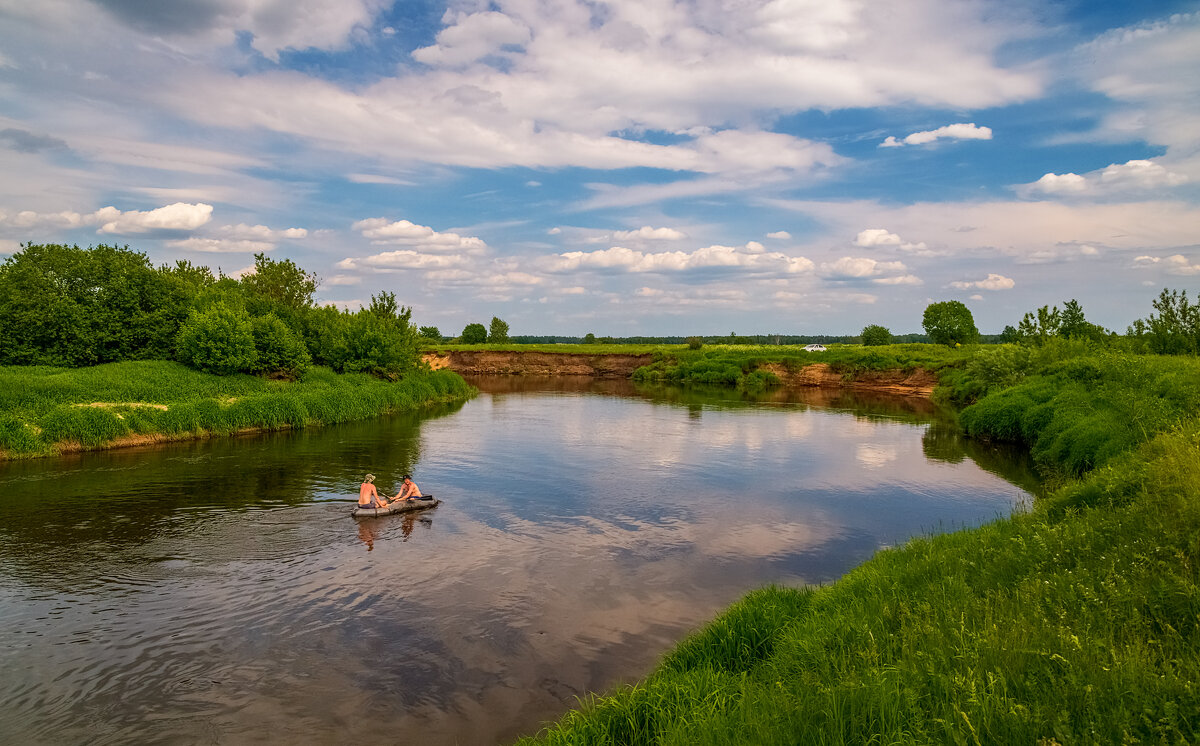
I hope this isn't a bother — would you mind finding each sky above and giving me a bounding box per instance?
[0,0,1198,337]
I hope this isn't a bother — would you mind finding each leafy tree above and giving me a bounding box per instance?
[300,304,350,370]
[922,301,980,346]
[250,313,311,378]
[419,326,441,340]
[0,243,190,366]
[461,323,487,344]
[342,291,421,378]
[1017,305,1061,346]
[488,316,510,343]
[860,324,892,346]
[583,332,597,344]
[999,325,1019,344]
[176,303,258,375]
[240,253,317,313]
[686,336,704,350]
[1130,288,1200,355]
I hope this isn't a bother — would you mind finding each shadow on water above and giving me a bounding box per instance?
[0,378,1039,746]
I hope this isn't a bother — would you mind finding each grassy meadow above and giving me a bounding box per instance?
[0,360,475,459]
[517,342,1200,745]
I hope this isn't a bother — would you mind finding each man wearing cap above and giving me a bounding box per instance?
[358,474,390,509]
[396,474,423,501]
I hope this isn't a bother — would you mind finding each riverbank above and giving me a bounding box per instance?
[423,343,958,396]
[517,346,1200,744]
[0,361,475,460]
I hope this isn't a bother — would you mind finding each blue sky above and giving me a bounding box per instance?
[1,0,1197,336]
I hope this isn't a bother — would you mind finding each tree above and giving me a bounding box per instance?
[461,323,487,344]
[583,333,597,344]
[999,325,1019,344]
[922,301,980,346]
[1132,288,1200,355]
[249,313,311,378]
[488,316,510,343]
[176,303,258,375]
[860,324,892,346]
[1017,305,1061,346]
[418,326,441,340]
[240,253,317,313]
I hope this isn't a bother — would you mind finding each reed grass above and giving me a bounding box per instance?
[517,349,1200,745]
[0,360,475,458]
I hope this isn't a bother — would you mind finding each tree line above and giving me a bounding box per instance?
[0,243,422,379]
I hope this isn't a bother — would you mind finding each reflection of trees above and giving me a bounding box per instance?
[0,399,465,590]
[922,418,966,463]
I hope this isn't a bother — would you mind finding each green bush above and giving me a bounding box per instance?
[176,303,258,375]
[461,322,487,344]
[250,313,311,378]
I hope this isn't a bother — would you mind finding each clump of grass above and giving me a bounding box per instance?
[0,361,475,459]
[519,419,1200,745]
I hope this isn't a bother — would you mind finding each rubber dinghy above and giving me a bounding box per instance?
[351,496,438,518]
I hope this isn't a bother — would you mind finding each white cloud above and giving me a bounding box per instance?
[351,218,487,253]
[611,226,688,241]
[218,223,308,240]
[166,237,274,253]
[337,251,467,271]
[949,273,1015,290]
[546,244,814,276]
[853,228,930,254]
[0,202,213,235]
[879,122,993,148]
[1134,254,1200,275]
[1020,159,1188,197]
[347,173,415,185]
[413,11,532,68]
[766,231,792,240]
[820,256,914,285]
[95,202,213,234]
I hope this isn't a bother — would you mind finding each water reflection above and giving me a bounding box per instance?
[0,379,1037,745]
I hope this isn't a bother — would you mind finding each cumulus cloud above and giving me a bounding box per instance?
[219,223,308,240]
[0,202,213,234]
[1134,254,1200,275]
[853,228,930,254]
[166,237,275,253]
[413,11,531,68]
[545,243,814,276]
[351,218,487,253]
[1020,159,1188,197]
[337,251,467,271]
[949,273,1015,290]
[611,226,688,241]
[819,256,917,285]
[879,122,993,148]
[766,231,792,240]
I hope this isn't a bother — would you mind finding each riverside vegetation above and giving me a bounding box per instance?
[0,244,474,458]
[518,294,1200,744]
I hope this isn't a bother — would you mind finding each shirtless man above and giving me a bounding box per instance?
[358,474,389,509]
[396,474,423,501]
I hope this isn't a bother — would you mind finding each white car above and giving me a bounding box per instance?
[803,344,826,352]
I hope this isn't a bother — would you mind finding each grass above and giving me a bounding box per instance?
[0,360,475,459]
[516,347,1200,745]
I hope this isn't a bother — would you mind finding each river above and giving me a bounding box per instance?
[0,377,1037,745]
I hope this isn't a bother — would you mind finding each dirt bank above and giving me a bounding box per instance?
[424,350,653,378]
[425,352,938,397]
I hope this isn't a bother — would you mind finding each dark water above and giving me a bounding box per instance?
[0,378,1038,745]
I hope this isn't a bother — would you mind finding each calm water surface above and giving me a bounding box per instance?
[0,378,1038,745]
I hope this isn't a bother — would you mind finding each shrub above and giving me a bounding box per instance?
[250,313,311,378]
[176,303,258,375]
[461,322,487,344]
[860,324,893,346]
[686,336,704,350]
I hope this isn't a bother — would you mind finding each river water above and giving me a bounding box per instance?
[0,377,1037,745]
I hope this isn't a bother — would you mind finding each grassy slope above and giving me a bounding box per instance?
[0,360,475,458]
[518,347,1200,745]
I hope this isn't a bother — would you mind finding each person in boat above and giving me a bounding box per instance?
[396,474,423,501]
[358,474,390,509]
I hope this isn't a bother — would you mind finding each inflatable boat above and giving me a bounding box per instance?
[351,495,439,518]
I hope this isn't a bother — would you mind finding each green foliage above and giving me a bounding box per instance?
[686,336,704,350]
[860,324,893,346]
[0,243,193,366]
[461,322,487,344]
[342,293,421,379]
[418,325,441,340]
[249,313,311,378]
[922,300,979,346]
[963,344,1033,395]
[175,303,258,376]
[239,252,317,314]
[488,316,510,342]
[1128,288,1200,355]
[0,360,474,458]
[583,333,597,344]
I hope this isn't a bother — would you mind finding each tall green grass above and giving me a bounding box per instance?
[517,348,1200,745]
[0,360,474,458]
